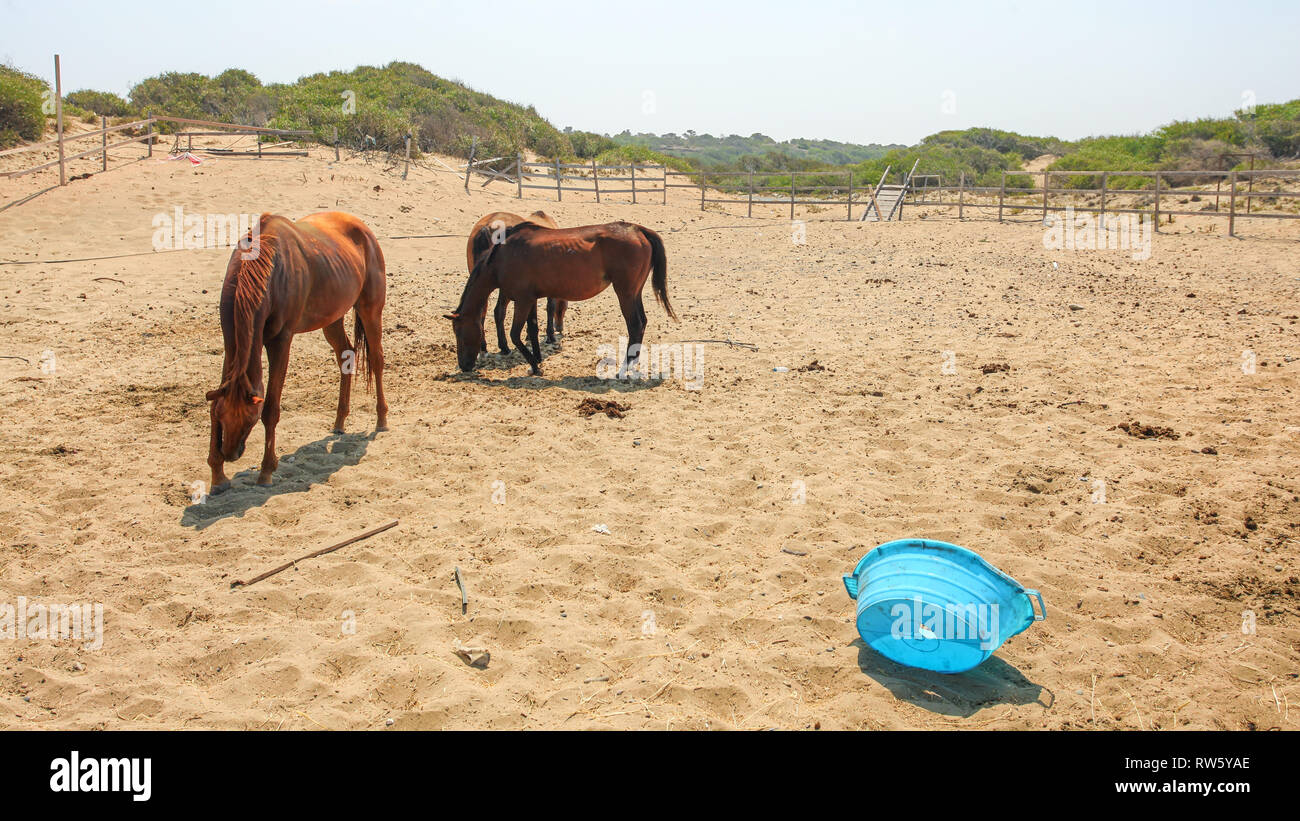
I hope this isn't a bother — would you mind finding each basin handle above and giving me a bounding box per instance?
[842,573,859,600]
[1024,589,1046,621]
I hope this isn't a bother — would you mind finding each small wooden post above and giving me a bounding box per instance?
[333,126,339,161]
[998,172,1006,222]
[790,173,795,220]
[846,170,853,221]
[146,111,153,158]
[464,136,476,191]
[257,136,263,159]
[1041,171,1048,220]
[402,134,411,180]
[661,165,667,205]
[748,170,754,218]
[1228,171,1237,236]
[592,158,600,203]
[516,154,524,198]
[554,158,562,201]
[1153,172,1160,232]
[700,170,706,211]
[958,172,964,220]
[101,115,108,171]
[54,54,65,186]
[1246,154,1255,214]
[1214,175,1222,212]
[1099,172,1107,226]
[630,164,637,204]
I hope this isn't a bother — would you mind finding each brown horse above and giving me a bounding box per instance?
[206,211,388,494]
[445,220,674,375]
[466,210,564,353]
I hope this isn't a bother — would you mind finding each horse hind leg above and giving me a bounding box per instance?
[527,303,542,366]
[618,294,648,378]
[323,319,353,434]
[494,292,511,354]
[357,304,388,431]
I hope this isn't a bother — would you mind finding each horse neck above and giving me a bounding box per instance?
[222,229,281,388]
[458,256,498,315]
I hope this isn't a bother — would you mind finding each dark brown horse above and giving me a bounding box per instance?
[466,210,563,353]
[206,211,387,494]
[445,220,674,375]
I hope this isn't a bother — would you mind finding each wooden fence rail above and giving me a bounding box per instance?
[903,169,1300,237]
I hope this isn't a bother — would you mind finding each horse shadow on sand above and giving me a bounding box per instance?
[853,639,1052,719]
[450,347,674,394]
[181,431,372,530]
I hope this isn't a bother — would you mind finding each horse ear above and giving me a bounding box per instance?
[205,387,225,401]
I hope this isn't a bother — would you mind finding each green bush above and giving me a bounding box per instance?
[0,64,48,147]
[65,89,132,118]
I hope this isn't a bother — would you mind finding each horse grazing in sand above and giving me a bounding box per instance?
[466,210,564,353]
[206,211,388,493]
[446,220,675,376]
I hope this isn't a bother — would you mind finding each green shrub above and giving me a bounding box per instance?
[0,64,48,146]
[65,89,132,117]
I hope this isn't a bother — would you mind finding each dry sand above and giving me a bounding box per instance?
[0,136,1297,730]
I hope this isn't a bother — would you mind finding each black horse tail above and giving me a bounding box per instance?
[353,308,371,391]
[640,226,676,321]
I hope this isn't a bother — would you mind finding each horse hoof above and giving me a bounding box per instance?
[530,367,542,376]
[256,473,274,486]
[376,424,389,433]
[332,427,345,435]
[210,481,231,496]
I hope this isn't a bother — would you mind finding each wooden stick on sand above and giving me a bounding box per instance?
[230,519,399,589]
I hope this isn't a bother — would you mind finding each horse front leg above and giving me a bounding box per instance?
[494,292,511,354]
[257,335,292,486]
[510,300,541,376]
[207,408,230,495]
[527,302,542,365]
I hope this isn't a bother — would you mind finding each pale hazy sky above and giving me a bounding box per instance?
[3,0,1298,145]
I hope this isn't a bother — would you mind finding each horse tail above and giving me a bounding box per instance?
[353,308,371,391]
[640,226,676,321]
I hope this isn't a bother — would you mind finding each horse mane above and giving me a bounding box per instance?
[222,216,281,394]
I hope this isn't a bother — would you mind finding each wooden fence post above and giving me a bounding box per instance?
[846,170,853,221]
[998,172,1005,222]
[789,174,795,221]
[554,158,562,201]
[146,111,153,158]
[402,134,411,180]
[748,170,754,218]
[592,158,600,203]
[517,154,524,198]
[1100,172,1107,226]
[1153,172,1160,231]
[661,165,667,205]
[101,115,107,171]
[700,170,706,211]
[630,164,637,204]
[333,126,339,161]
[54,54,65,186]
[958,172,964,220]
[464,136,476,191]
[1228,171,1236,236]
[1041,171,1048,220]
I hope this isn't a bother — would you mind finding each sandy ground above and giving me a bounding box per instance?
[0,136,1297,730]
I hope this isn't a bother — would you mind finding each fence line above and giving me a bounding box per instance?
[902,169,1300,237]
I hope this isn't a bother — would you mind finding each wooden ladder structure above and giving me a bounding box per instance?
[860,158,920,222]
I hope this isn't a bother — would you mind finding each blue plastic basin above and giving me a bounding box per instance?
[843,539,1045,674]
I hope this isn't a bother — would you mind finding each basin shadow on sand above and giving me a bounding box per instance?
[854,639,1051,719]
[181,432,373,530]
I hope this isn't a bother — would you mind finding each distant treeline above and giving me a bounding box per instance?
[4,60,1298,192]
